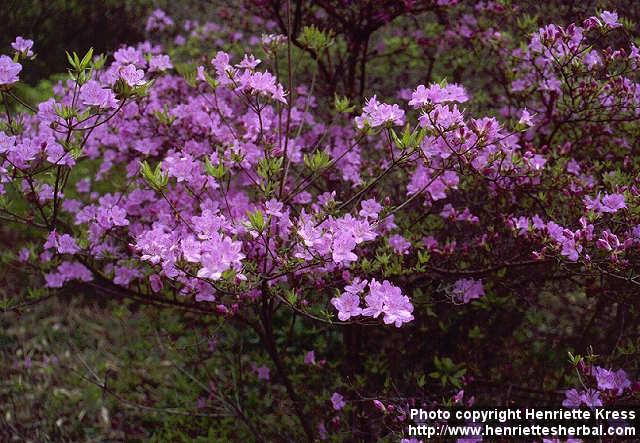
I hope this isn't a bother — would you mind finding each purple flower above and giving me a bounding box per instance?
[331,231,358,264]
[562,388,583,408]
[362,279,414,327]
[331,392,346,410]
[304,351,316,365]
[359,198,382,219]
[11,36,34,57]
[518,108,535,126]
[585,193,626,213]
[408,83,468,108]
[119,64,146,86]
[0,55,22,85]
[80,80,118,109]
[372,399,386,412]
[451,278,485,304]
[566,159,581,175]
[149,274,163,292]
[344,277,367,295]
[525,153,546,171]
[600,11,621,28]
[236,54,261,69]
[593,367,631,395]
[113,46,144,66]
[255,365,270,380]
[389,234,411,255]
[238,70,287,103]
[355,95,405,129]
[513,216,530,235]
[149,54,173,72]
[581,389,603,408]
[563,388,603,408]
[96,205,129,229]
[197,235,244,280]
[601,193,626,213]
[560,238,582,261]
[381,288,414,327]
[265,199,284,217]
[596,230,621,252]
[45,261,93,288]
[331,292,363,321]
[146,8,174,32]
[57,234,80,254]
[317,422,328,440]
[113,266,142,286]
[362,279,387,318]
[18,248,30,262]
[44,231,80,255]
[181,236,202,262]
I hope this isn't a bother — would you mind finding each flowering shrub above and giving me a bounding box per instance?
[2,2,640,441]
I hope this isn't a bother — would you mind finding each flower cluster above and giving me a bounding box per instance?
[563,364,633,408]
[331,278,414,327]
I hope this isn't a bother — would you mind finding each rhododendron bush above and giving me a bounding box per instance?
[2,1,640,441]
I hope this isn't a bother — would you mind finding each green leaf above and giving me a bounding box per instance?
[246,210,266,232]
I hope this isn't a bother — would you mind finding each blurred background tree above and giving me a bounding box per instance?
[1,0,230,83]
[2,0,153,83]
